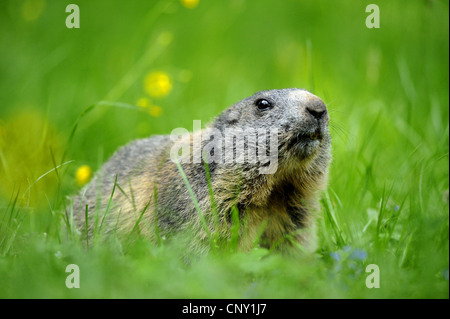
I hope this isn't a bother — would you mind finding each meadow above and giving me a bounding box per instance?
[0,0,448,299]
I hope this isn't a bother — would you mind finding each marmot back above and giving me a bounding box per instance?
[72,88,332,254]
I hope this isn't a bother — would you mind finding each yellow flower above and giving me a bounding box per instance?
[148,105,163,117]
[136,97,150,108]
[181,0,199,9]
[76,165,92,187]
[0,110,62,207]
[136,98,163,117]
[144,72,172,98]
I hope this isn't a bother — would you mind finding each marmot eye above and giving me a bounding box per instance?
[255,99,272,110]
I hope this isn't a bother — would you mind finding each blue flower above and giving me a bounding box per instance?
[329,252,341,262]
[349,249,368,261]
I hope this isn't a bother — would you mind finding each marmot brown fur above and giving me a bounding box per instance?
[72,88,331,254]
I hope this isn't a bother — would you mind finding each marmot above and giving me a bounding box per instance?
[72,88,331,254]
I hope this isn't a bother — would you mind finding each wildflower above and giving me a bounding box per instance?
[349,249,368,261]
[144,71,172,98]
[343,245,352,252]
[136,97,150,108]
[136,98,163,117]
[75,165,92,187]
[329,252,341,262]
[181,0,199,9]
[0,111,62,207]
[148,105,163,117]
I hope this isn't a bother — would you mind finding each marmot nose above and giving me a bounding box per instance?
[306,103,327,121]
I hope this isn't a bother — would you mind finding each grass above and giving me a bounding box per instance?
[0,0,448,298]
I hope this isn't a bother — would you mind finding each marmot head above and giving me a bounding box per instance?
[213,88,331,164]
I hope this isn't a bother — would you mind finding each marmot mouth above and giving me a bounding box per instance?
[281,127,324,156]
[291,128,323,144]
[309,129,322,140]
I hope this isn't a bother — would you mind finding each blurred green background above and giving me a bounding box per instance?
[0,0,448,298]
